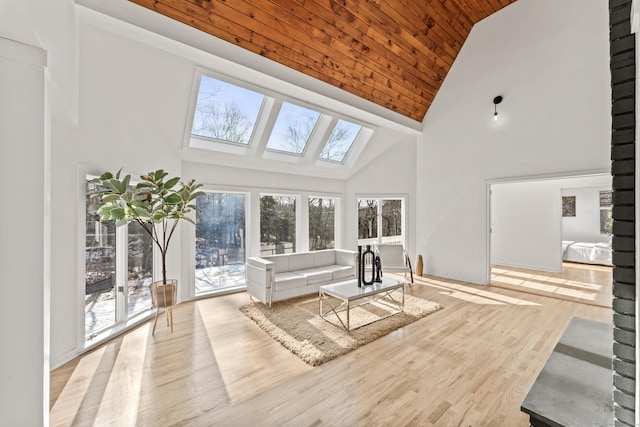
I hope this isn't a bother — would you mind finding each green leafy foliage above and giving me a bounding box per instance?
[90,168,205,283]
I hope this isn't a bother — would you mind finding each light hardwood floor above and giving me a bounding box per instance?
[491,262,612,308]
[50,265,612,426]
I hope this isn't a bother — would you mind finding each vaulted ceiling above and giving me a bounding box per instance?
[128,0,517,121]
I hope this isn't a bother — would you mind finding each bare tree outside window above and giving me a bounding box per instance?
[260,195,296,255]
[193,99,252,144]
[381,199,402,238]
[321,120,362,162]
[357,197,405,247]
[284,115,316,154]
[358,199,378,239]
[191,75,263,145]
[309,197,335,250]
[267,102,320,154]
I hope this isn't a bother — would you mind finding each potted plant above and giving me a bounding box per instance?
[90,168,204,332]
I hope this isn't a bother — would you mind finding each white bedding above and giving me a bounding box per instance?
[562,241,612,266]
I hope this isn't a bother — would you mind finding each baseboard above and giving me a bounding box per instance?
[50,348,79,371]
[423,269,486,286]
[492,260,562,274]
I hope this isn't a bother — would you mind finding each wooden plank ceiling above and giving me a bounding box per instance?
[129,0,516,121]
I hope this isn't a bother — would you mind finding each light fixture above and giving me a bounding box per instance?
[493,95,503,121]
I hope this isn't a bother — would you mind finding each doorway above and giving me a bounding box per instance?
[486,172,612,301]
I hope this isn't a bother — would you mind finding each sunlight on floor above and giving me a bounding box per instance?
[92,326,147,425]
[490,263,611,307]
[50,347,106,425]
[49,325,149,427]
[417,277,540,306]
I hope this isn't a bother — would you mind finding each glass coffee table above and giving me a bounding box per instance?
[318,277,405,331]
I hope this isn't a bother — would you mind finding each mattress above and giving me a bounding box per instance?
[562,241,612,266]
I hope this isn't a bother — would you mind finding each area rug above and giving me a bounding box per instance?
[239,293,442,366]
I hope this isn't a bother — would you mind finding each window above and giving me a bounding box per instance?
[381,199,403,239]
[85,178,154,342]
[260,195,296,256]
[186,69,375,169]
[358,199,378,243]
[126,221,153,316]
[309,197,335,251]
[320,119,361,162]
[85,180,116,337]
[599,190,613,235]
[358,197,405,246]
[191,75,264,145]
[266,102,320,155]
[195,192,247,294]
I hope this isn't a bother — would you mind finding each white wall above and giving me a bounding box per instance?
[0,37,48,425]
[417,0,611,284]
[491,180,563,272]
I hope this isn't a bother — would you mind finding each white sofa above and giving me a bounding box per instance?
[245,249,358,306]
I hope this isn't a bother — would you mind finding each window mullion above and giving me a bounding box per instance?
[116,224,128,323]
[376,199,383,246]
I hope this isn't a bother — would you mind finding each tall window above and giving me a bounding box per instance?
[358,197,405,247]
[195,192,247,294]
[600,190,613,235]
[358,199,378,243]
[309,197,335,251]
[85,180,116,338]
[85,178,154,342]
[260,195,296,256]
[381,200,403,240]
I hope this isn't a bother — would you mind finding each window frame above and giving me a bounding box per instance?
[356,196,407,248]
[82,173,157,349]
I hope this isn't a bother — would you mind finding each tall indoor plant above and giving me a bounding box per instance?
[90,168,204,330]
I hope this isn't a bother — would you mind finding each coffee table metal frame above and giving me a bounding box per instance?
[318,277,405,332]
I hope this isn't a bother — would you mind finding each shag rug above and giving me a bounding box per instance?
[239,292,443,366]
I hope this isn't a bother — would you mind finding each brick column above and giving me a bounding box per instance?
[610,1,636,425]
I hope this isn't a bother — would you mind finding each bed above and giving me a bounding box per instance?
[562,241,612,266]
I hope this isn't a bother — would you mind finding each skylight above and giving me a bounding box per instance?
[266,102,321,155]
[321,119,362,162]
[191,75,264,145]
[186,70,377,171]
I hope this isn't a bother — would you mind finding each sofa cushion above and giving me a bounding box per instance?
[264,255,289,273]
[296,268,334,285]
[329,265,355,280]
[288,252,315,271]
[274,272,307,291]
[313,250,336,267]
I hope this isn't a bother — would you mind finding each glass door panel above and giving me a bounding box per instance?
[195,192,247,294]
[127,221,153,317]
[357,199,378,246]
[85,181,117,339]
[381,199,403,244]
